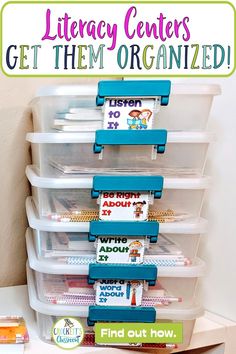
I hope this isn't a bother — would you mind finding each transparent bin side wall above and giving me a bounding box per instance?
[157,94,214,131]
[31,142,209,177]
[33,229,201,263]
[32,187,98,219]
[32,185,206,219]
[36,311,196,350]
[31,94,215,132]
[31,96,102,132]
[34,270,200,309]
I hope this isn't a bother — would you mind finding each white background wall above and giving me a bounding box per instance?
[174,76,236,322]
[199,75,236,322]
[0,77,101,286]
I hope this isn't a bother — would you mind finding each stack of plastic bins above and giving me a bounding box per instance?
[26,80,220,350]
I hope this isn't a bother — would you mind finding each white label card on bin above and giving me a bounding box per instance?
[95,280,144,306]
[99,192,152,221]
[103,98,158,130]
[96,236,146,264]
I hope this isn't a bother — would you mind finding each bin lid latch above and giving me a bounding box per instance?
[96,80,171,106]
[91,175,164,199]
[88,264,157,286]
[88,220,159,243]
[93,129,168,154]
[87,306,156,326]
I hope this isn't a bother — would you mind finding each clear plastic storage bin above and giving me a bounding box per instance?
[26,229,205,309]
[28,206,207,266]
[26,196,208,234]
[27,131,213,177]
[26,197,208,265]
[27,264,204,350]
[26,165,210,221]
[30,84,220,132]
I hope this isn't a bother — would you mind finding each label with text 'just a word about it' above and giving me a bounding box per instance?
[95,279,144,306]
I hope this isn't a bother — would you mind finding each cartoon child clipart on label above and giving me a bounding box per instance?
[133,200,147,219]
[127,109,141,130]
[129,240,143,263]
[130,281,141,306]
[138,109,153,129]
